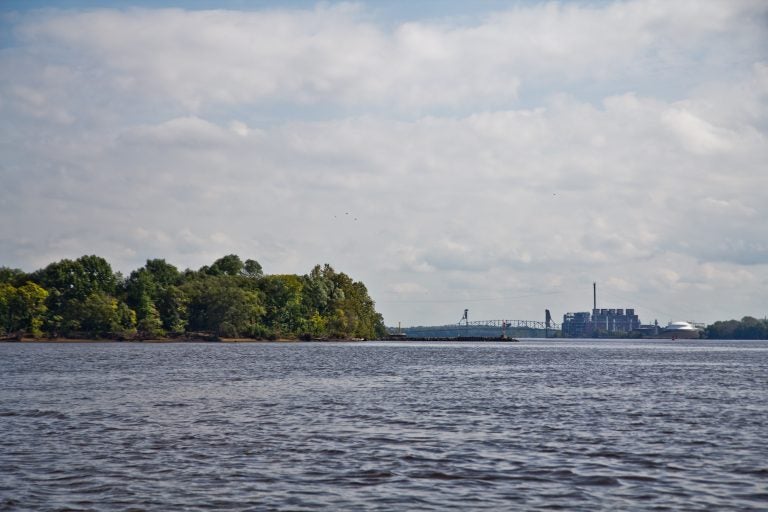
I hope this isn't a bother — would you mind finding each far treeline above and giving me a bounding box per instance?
[705,317,768,340]
[0,255,386,340]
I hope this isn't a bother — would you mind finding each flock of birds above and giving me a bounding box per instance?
[333,212,358,221]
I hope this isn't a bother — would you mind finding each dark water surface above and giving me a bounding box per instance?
[1,339,767,511]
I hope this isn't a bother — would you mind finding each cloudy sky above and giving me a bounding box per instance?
[1,0,766,327]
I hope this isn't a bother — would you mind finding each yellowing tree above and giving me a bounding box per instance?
[0,282,48,337]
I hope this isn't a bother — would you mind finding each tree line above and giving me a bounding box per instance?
[0,255,386,340]
[705,316,768,340]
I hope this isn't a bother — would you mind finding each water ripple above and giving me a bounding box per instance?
[1,340,767,510]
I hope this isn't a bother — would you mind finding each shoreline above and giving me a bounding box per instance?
[0,336,366,343]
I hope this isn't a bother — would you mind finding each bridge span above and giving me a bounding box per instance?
[462,319,561,330]
[398,318,561,338]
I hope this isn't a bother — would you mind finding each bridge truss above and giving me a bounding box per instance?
[463,319,561,330]
[404,319,561,335]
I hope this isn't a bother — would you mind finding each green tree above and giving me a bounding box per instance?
[136,294,163,337]
[11,254,385,340]
[115,302,137,336]
[124,268,158,310]
[15,282,49,337]
[155,285,188,332]
[301,264,333,318]
[0,282,48,337]
[337,280,385,339]
[144,258,181,286]
[305,311,325,337]
[182,275,264,337]
[244,259,264,279]
[32,254,117,296]
[72,291,135,337]
[31,255,118,330]
[77,291,119,335]
[259,274,304,336]
[706,317,768,339]
[77,255,118,295]
[0,283,16,335]
[735,316,768,339]
[298,264,384,339]
[123,261,187,334]
[0,267,27,286]
[206,254,244,277]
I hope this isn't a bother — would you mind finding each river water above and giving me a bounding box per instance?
[1,339,767,511]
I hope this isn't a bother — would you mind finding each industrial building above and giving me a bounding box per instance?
[562,283,641,337]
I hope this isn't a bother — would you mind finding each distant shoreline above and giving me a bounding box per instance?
[0,336,367,343]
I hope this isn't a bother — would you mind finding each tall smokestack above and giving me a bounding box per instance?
[593,282,597,311]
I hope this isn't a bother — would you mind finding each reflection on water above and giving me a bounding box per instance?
[1,339,767,510]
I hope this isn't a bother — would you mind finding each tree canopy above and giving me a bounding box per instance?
[0,255,385,340]
[706,317,768,340]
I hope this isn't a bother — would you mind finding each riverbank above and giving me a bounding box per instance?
[0,335,367,343]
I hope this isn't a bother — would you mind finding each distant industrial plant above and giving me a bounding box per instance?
[388,282,703,339]
[561,283,701,338]
[561,283,637,336]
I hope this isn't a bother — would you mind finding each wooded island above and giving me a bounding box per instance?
[0,255,386,341]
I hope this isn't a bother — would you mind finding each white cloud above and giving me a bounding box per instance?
[661,108,734,155]
[386,282,429,296]
[10,1,766,112]
[229,120,249,137]
[0,1,766,326]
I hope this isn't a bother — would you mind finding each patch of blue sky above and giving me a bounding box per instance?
[0,1,586,51]
[2,0,759,115]
[0,1,616,20]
